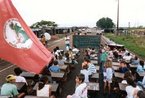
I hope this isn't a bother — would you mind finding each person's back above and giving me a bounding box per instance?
[119,61,129,73]
[36,75,52,97]
[137,65,144,73]
[75,82,87,98]
[131,56,139,65]
[57,59,65,66]
[49,65,60,72]
[80,65,89,83]
[37,84,50,97]
[14,67,27,85]
[49,61,60,73]
[57,55,65,66]
[136,60,145,73]
[1,75,19,97]
[88,63,96,75]
[100,50,108,62]
[123,53,132,62]
[119,67,129,73]
[16,76,27,84]
[1,83,18,97]
[126,77,141,98]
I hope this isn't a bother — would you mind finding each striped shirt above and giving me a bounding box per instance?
[88,63,96,75]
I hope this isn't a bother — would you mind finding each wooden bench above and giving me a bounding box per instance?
[114,72,124,79]
[90,73,99,82]
[50,72,66,82]
[88,82,99,91]
[112,65,119,71]
[90,60,98,65]
[24,96,48,98]
[0,95,11,98]
[112,62,120,66]
[20,71,37,79]
[130,64,138,68]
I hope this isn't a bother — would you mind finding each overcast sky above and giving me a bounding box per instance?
[12,0,145,27]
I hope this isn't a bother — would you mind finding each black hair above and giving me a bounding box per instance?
[126,77,136,87]
[124,71,133,80]
[38,75,48,90]
[76,74,85,83]
[134,56,138,60]
[14,67,22,76]
[137,90,145,98]
[82,65,88,69]
[58,55,63,60]
[127,53,130,56]
[140,60,144,67]
[84,58,90,63]
[53,60,58,65]
[55,46,59,50]
[41,34,45,38]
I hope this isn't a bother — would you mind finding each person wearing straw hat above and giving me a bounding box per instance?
[0,74,25,98]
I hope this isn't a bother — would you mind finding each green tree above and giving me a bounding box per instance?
[30,20,58,29]
[96,17,115,29]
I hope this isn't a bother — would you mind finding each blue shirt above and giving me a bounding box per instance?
[49,65,60,73]
[119,67,129,73]
[136,65,144,73]
[1,83,19,97]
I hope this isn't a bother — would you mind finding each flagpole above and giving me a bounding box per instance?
[116,0,119,35]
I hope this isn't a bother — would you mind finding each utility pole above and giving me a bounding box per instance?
[116,0,119,35]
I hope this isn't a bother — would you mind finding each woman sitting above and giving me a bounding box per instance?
[37,75,55,98]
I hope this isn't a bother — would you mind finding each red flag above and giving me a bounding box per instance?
[0,0,53,74]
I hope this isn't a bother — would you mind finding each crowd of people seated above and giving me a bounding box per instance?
[1,37,145,98]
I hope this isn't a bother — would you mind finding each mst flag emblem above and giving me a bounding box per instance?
[0,0,53,74]
[4,18,33,49]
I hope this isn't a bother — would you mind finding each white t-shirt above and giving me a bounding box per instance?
[80,69,89,83]
[44,32,51,41]
[74,82,88,98]
[125,85,141,98]
[16,76,27,85]
[72,48,79,54]
[123,55,132,62]
[37,84,50,97]
[57,59,65,66]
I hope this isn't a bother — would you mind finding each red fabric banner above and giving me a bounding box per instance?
[0,0,53,74]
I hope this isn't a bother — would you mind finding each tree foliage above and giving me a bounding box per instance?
[30,20,57,29]
[96,17,115,29]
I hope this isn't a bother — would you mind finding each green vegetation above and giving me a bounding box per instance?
[105,33,145,59]
[30,20,57,29]
[96,17,115,29]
